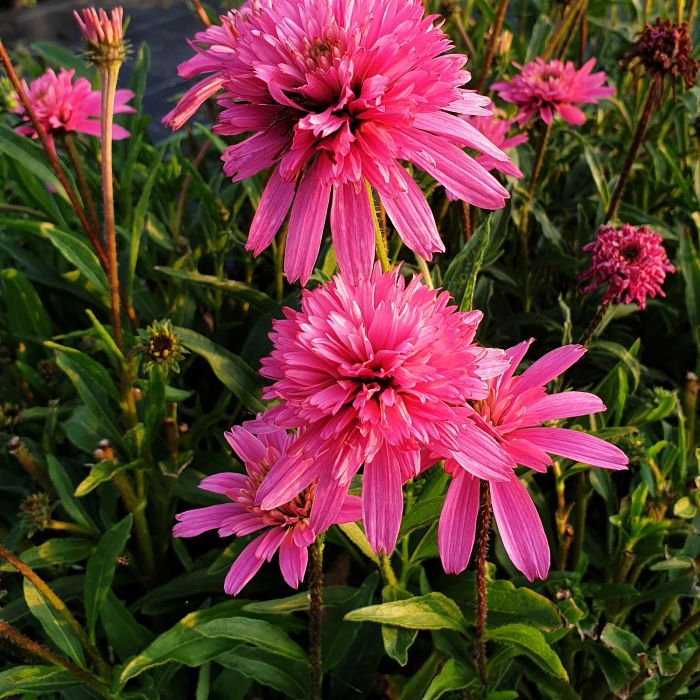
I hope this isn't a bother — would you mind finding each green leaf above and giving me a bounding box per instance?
[175,327,264,413]
[47,342,124,450]
[485,624,568,680]
[422,659,476,700]
[46,456,98,533]
[120,601,248,683]
[484,580,563,630]
[0,538,93,572]
[74,460,134,497]
[381,586,418,666]
[600,624,644,666]
[32,41,92,77]
[156,266,278,313]
[0,666,78,697]
[198,617,307,662]
[24,579,86,666]
[344,592,468,633]
[0,125,68,200]
[1,268,52,344]
[241,586,358,615]
[84,514,133,641]
[679,231,700,351]
[444,218,491,311]
[101,591,155,662]
[398,497,444,538]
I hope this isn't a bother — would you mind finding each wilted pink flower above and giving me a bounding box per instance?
[446,113,527,199]
[163,0,512,283]
[438,341,628,580]
[579,223,675,309]
[14,68,134,146]
[257,266,514,555]
[174,418,361,595]
[492,57,614,126]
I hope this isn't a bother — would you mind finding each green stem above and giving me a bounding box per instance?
[474,481,491,686]
[570,471,589,569]
[541,0,588,61]
[660,646,700,699]
[366,181,391,272]
[308,535,325,700]
[659,610,700,650]
[379,552,399,587]
[62,132,100,234]
[415,255,434,289]
[474,0,509,92]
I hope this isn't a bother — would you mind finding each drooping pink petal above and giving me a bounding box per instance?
[173,503,244,538]
[278,531,309,588]
[438,470,479,574]
[490,475,550,581]
[512,427,629,469]
[246,168,296,257]
[330,181,375,282]
[199,472,247,494]
[450,422,515,481]
[224,534,268,595]
[362,447,403,555]
[163,75,225,130]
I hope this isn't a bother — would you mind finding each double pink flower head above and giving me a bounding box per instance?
[176,268,628,590]
[164,0,515,283]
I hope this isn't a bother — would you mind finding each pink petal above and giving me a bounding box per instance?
[499,339,534,386]
[513,427,629,470]
[502,436,552,472]
[491,475,550,581]
[173,503,243,538]
[515,345,586,393]
[525,392,606,424]
[438,470,479,574]
[336,494,363,524]
[257,452,321,510]
[556,104,586,125]
[278,530,308,588]
[224,534,267,595]
[284,161,332,284]
[309,475,349,534]
[199,472,247,494]
[246,167,296,256]
[362,448,403,555]
[330,181,375,282]
[162,74,225,130]
[450,422,515,481]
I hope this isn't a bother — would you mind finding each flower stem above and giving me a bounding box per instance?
[605,80,658,223]
[474,0,509,92]
[541,0,587,61]
[474,481,491,687]
[366,181,391,272]
[308,534,325,700]
[99,64,122,350]
[0,41,106,265]
[0,543,107,676]
[578,299,611,346]
[660,646,700,699]
[191,0,211,27]
[415,255,434,289]
[570,471,589,569]
[0,620,112,699]
[62,133,100,234]
[379,551,399,587]
[461,201,472,241]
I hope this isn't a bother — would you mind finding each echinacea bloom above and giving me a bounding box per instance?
[579,223,675,309]
[438,342,628,580]
[74,7,127,56]
[257,266,514,555]
[14,68,134,146]
[446,113,527,199]
[623,18,698,91]
[163,0,512,283]
[492,57,614,127]
[173,418,361,595]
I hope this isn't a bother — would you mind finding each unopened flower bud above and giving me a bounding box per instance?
[74,7,129,67]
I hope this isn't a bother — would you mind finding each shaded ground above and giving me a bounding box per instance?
[2,0,196,138]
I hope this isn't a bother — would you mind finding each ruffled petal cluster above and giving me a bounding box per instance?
[163,0,513,283]
[14,68,134,146]
[579,223,675,309]
[438,341,628,581]
[492,57,614,126]
[257,265,513,555]
[174,418,361,595]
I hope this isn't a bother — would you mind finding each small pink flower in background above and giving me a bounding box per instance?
[163,0,513,283]
[174,418,361,595]
[445,113,527,199]
[439,342,628,580]
[73,7,126,49]
[14,68,134,146]
[579,223,675,309]
[492,57,614,126]
[256,265,515,555]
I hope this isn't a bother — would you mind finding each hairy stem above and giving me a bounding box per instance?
[308,535,325,700]
[0,620,111,698]
[605,80,658,223]
[474,0,509,92]
[0,544,107,675]
[475,481,491,686]
[578,300,611,346]
[461,201,472,241]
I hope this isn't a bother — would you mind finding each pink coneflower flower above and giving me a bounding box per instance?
[163,0,512,283]
[174,418,361,595]
[256,266,514,555]
[579,223,675,309]
[446,113,527,199]
[438,341,628,580]
[14,68,134,146]
[492,57,614,126]
[73,7,126,55]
